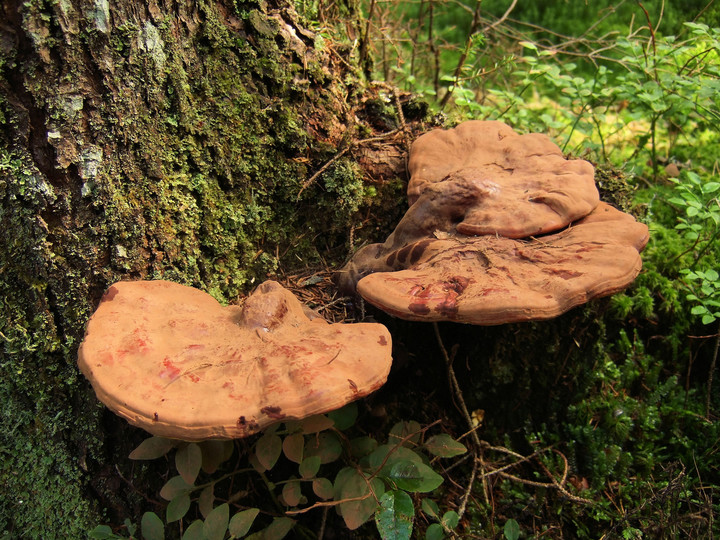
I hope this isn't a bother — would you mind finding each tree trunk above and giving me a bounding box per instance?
[0,1,421,536]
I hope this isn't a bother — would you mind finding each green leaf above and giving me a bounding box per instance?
[228,508,260,538]
[421,498,440,519]
[282,433,304,464]
[350,436,378,458]
[263,517,295,540]
[424,434,467,458]
[304,431,343,464]
[299,414,334,434]
[129,436,176,460]
[368,445,423,475]
[299,455,321,479]
[386,460,443,493]
[198,484,215,519]
[388,421,422,446]
[441,511,459,529]
[504,518,520,540]
[200,440,234,474]
[176,443,202,485]
[425,523,444,540]
[312,478,334,500]
[281,480,302,507]
[88,525,120,540]
[181,520,204,540]
[335,468,385,530]
[141,511,164,540]
[327,402,358,430]
[160,475,192,501]
[256,433,282,470]
[166,493,191,523]
[203,503,230,540]
[375,490,414,540]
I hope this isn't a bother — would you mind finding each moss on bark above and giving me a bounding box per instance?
[0,1,419,536]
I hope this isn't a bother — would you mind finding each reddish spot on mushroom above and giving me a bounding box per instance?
[378,335,387,346]
[409,302,431,315]
[260,406,285,420]
[159,357,181,380]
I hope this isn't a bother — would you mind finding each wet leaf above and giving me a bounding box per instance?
[228,508,260,538]
[140,511,164,540]
[176,443,202,485]
[129,436,176,460]
[203,503,229,540]
[504,518,520,540]
[424,434,467,458]
[421,498,440,519]
[375,490,414,540]
[256,433,282,470]
[441,510,459,529]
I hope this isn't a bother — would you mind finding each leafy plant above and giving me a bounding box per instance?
[89,404,467,539]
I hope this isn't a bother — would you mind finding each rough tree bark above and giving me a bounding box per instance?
[0,1,424,536]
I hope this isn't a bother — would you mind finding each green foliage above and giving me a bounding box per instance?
[91,404,467,539]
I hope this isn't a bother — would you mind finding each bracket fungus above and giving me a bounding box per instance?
[407,120,599,238]
[354,203,649,324]
[78,280,392,440]
[336,120,649,325]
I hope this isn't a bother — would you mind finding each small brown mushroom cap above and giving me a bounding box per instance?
[355,203,649,324]
[407,120,599,238]
[78,280,392,440]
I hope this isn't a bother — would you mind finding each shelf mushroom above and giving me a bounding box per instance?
[407,120,600,238]
[336,120,649,324]
[354,203,649,324]
[78,280,392,440]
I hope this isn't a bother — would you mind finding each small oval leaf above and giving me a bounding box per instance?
[166,493,191,523]
[263,517,295,540]
[204,503,230,540]
[282,433,304,464]
[176,443,202,485]
[327,402,358,430]
[375,490,414,540]
[229,508,260,537]
[181,520,204,540]
[198,485,215,519]
[312,478,334,500]
[424,434,467,458]
[160,476,192,501]
[130,437,176,460]
[281,480,302,507]
[256,433,282,470]
[300,415,334,434]
[141,511,164,540]
[299,456,321,479]
[387,460,443,493]
[304,432,343,464]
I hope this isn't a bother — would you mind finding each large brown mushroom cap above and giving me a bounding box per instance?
[407,120,599,238]
[355,203,649,324]
[78,280,392,440]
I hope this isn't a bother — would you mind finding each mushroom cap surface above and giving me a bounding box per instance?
[78,280,392,440]
[407,120,599,238]
[356,203,649,324]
